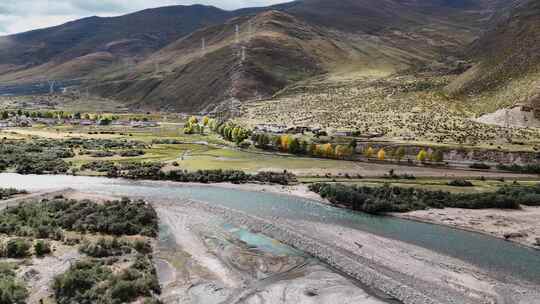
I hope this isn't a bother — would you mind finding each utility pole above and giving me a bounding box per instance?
[235,25,240,44]
[504,108,511,142]
[201,38,206,54]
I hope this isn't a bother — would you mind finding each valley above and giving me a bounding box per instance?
[1,0,540,303]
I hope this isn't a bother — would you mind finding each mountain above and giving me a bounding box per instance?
[90,0,508,112]
[446,0,540,112]
[92,10,345,112]
[0,0,522,113]
[0,5,249,82]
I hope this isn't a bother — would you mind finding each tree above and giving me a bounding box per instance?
[183,124,194,134]
[308,144,317,156]
[364,146,375,159]
[208,119,217,131]
[1,111,8,120]
[431,149,444,163]
[98,118,111,126]
[232,127,241,142]
[188,116,198,125]
[417,149,428,162]
[322,143,334,158]
[395,147,406,162]
[335,145,352,159]
[289,138,301,154]
[202,116,209,126]
[377,149,386,161]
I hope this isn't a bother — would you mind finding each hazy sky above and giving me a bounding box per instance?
[0,0,287,36]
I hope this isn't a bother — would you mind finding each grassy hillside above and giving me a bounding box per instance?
[446,0,540,111]
[89,0,506,112]
[0,5,244,83]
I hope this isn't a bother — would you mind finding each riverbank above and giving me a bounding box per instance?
[204,182,540,250]
[164,199,540,304]
[396,207,540,249]
[155,199,391,304]
[2,174,540,303]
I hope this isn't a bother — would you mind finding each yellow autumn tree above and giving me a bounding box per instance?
[280,134,291,151]
[364,146,375,158]
[188,116,198,125]
[202,116,209,126]
[417,149,428,162]
[377,148,386,161]
[322,143,334,158]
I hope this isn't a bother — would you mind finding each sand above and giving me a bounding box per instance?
[397,207,540,249]
[155,200,389,304]
[168,199,540,304]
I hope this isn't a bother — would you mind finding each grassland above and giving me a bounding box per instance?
[239,71,540,149]
[1,125,356,174]
[4,121,540,181]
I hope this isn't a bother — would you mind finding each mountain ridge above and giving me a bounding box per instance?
[0,0,535,115]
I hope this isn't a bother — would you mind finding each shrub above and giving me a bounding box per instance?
[5,239,31,258]
[34,240,52,257]
[448,179,474,187]
[79,238,132,258]
[309,183,526,214]
[470,163,491,170]
[0,263,28,304]
[0,188,27,200]
[497,164,540,174]
[53,255,160,304]
[0,198,158,238]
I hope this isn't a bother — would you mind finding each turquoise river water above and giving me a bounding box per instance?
[0,173,539,284]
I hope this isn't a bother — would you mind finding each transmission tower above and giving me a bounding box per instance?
[241,46,246,62]
[48,80,56,94]
[248,20,254,41]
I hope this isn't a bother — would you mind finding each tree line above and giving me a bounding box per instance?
[309,183,540,214]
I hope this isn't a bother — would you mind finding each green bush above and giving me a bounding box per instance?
[497,163,540,174]
[53,255,160,304]
[448,179,474,187]
[80,238,132,258]
[309,183,527,214]
[5,239,31,258]
[0,189,27,200]
[470,163,491,170]
[0,197,158,238]
[34,240,52,257]
[0,263,28,304]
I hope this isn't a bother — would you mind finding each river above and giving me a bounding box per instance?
[1,173,539,284]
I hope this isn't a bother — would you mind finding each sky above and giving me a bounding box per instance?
[0,0,287,36]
